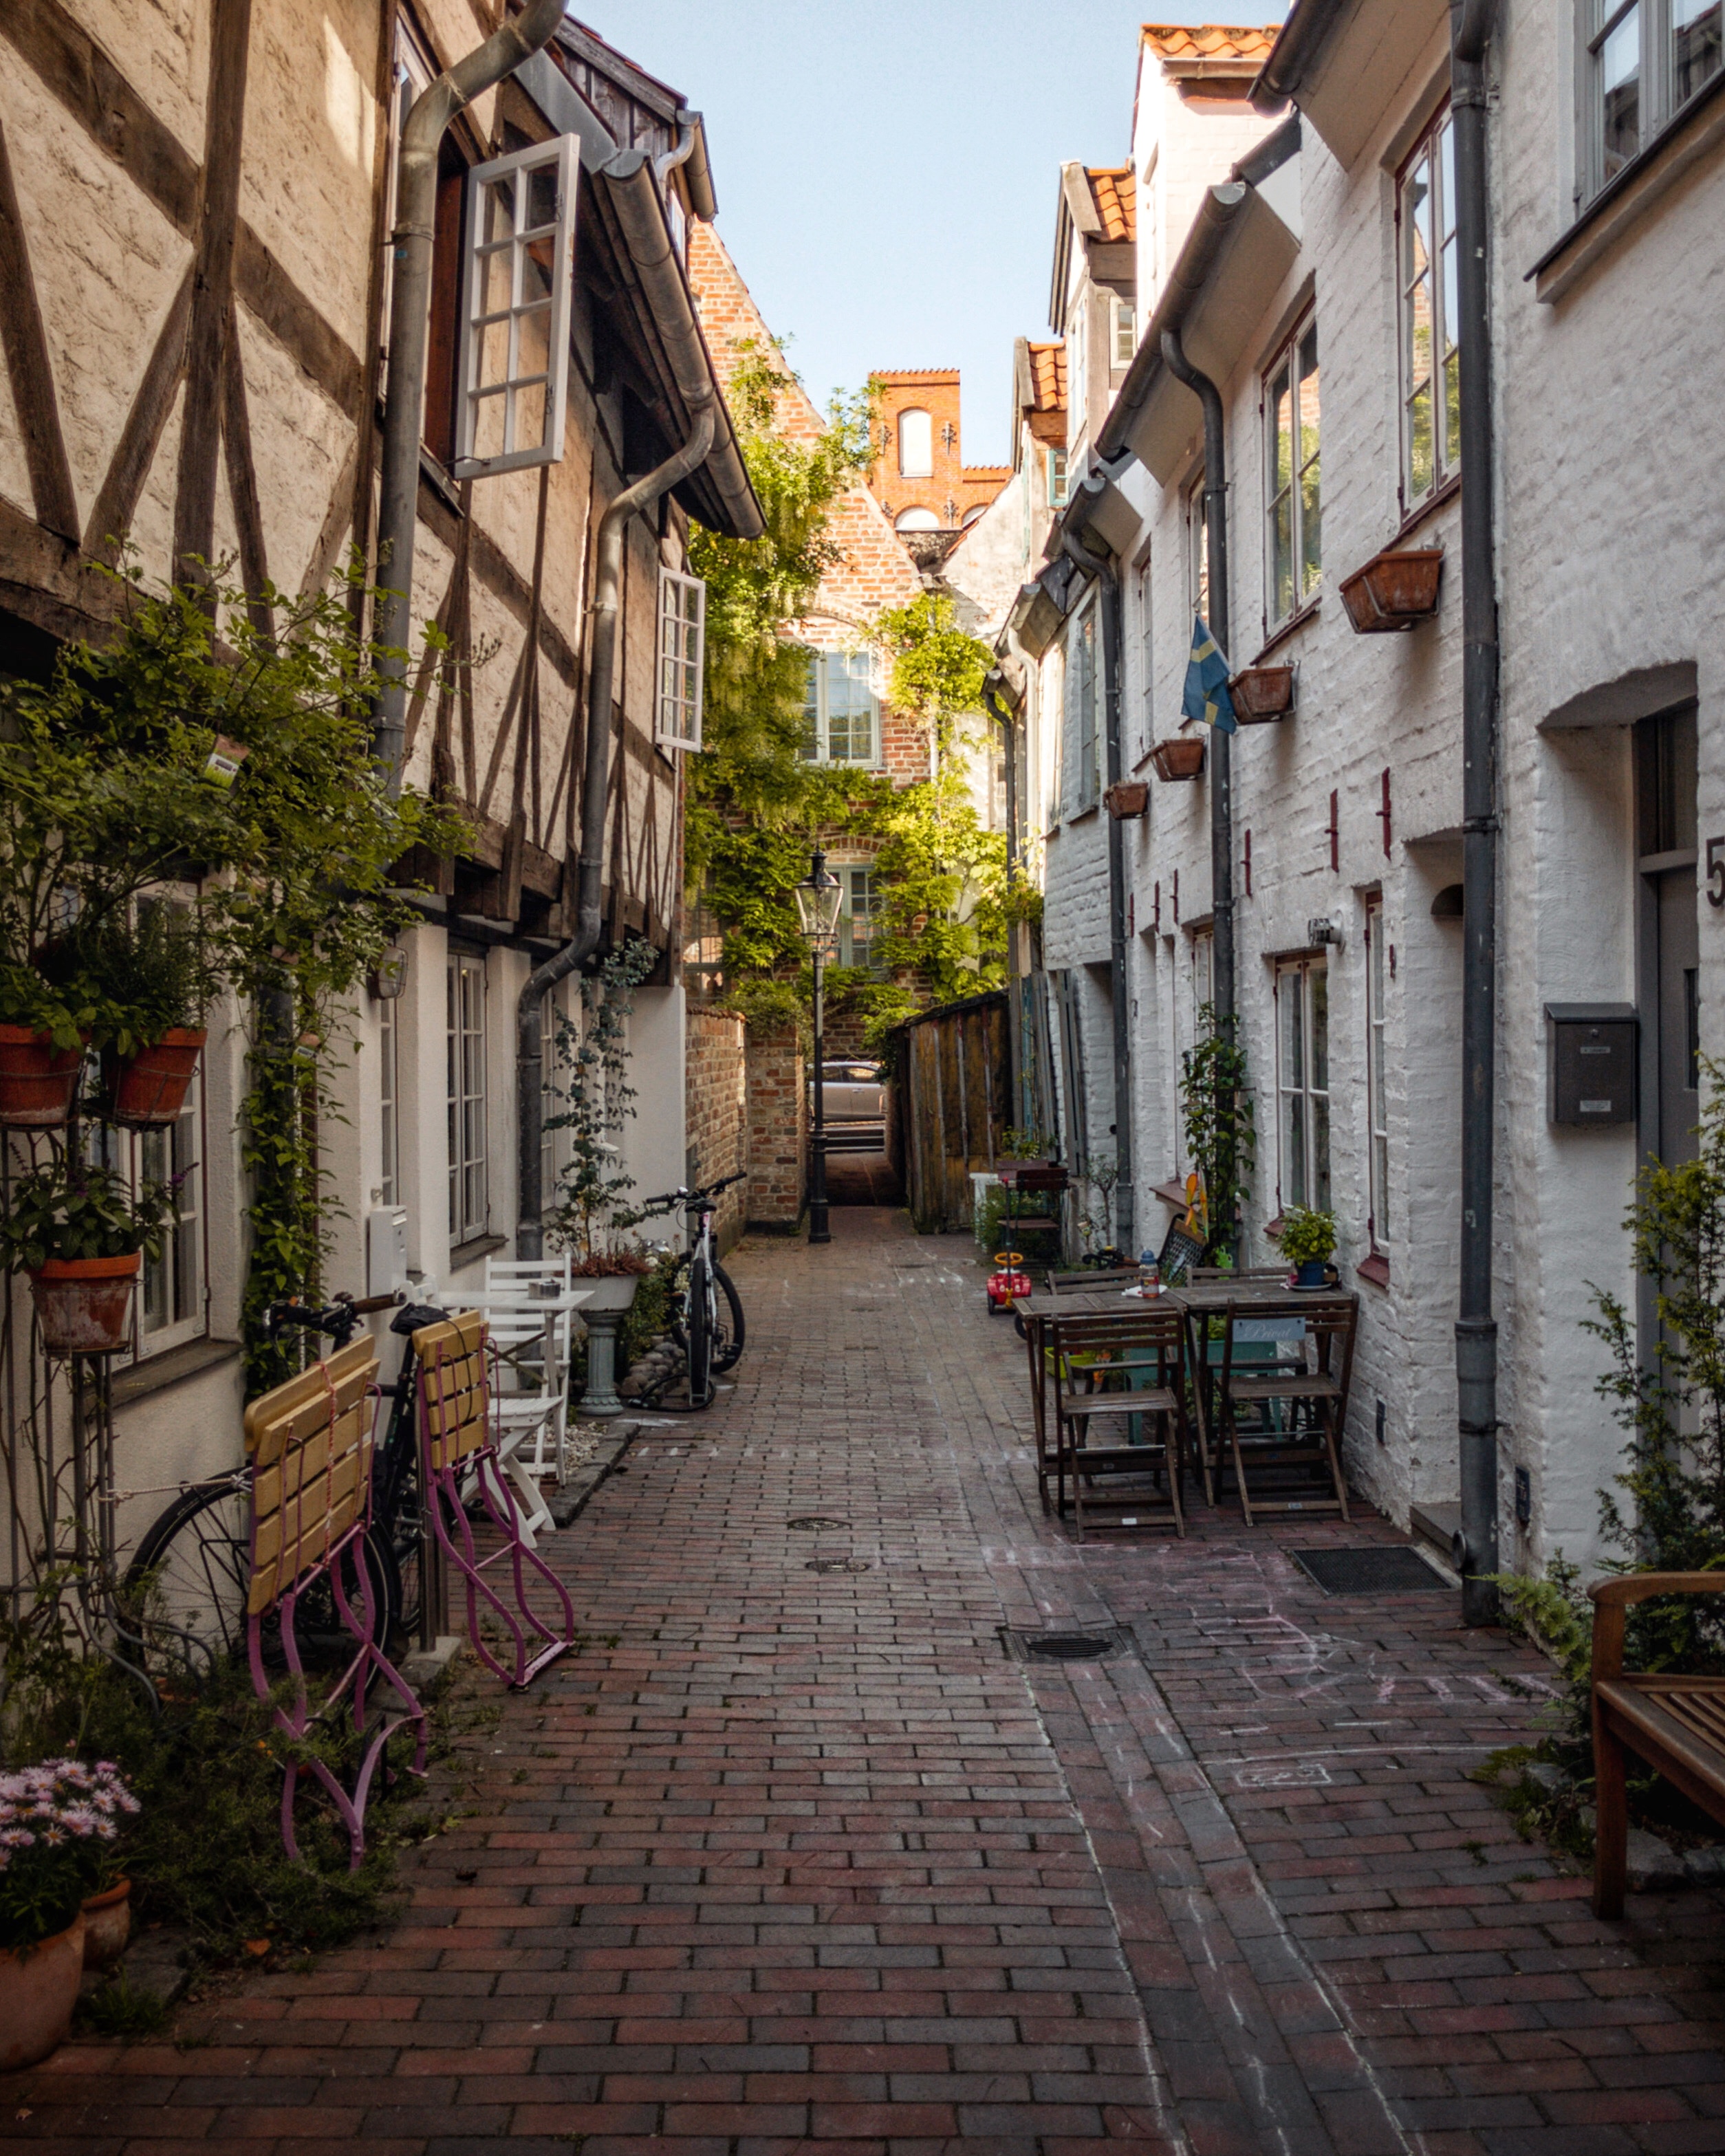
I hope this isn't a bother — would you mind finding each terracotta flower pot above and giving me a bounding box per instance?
[0,1026,86,1129]
[0,1913,85,2071]
[1339,546,1444,632]
[1103,780,1150,820]
[105,1029,206,1129]
[30,1254,142,1356]
[1150,737,1206,782]
[81,1880,131,1971]
[1230,664,1295,720]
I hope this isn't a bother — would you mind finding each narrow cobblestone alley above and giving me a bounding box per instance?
[13,1211,1725,2155]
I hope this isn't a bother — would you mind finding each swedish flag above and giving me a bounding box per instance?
[1182,614,1237,734]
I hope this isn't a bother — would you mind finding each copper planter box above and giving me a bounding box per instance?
[30,1254,141,1356]
[0,1026,85,1129]
[1150,737,1206,783]
[104,1027,206,1129]
[1340,546,1444,632]
[1229,664,1295,721]
[1103,780,1150,819]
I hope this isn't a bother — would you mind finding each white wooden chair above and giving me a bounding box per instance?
[471,1301,562,1542]
[479,1263,576,1483]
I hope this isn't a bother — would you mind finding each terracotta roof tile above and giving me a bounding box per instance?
[1026,342,1067,414]
[1140,22,1280,62]
[1084,164,1136,242]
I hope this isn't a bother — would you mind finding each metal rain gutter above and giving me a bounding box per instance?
[1252,0,1350,107]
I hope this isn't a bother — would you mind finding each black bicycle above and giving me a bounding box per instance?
[639,1173,746,1407]
[121,1292,446,1681]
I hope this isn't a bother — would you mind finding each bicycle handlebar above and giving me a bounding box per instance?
[638,1170,746,1212]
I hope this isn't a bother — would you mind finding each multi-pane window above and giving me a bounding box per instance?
[1134,557,1153,762]
[138,1072,204,1355]
[455,135,578,478]
[1584,0,1722,195]
[1276,957,1331,1213]
[1192,930,1214,1037]
[1065,601,1099,812]
[1266,317,1321,624]
[840,869,882,970]
[655,569,706,750]
[378,992,399,1208]
[1045,448,1070,508]
[1186,472,1211,624]
[447,952,488,1246]
[801,651,881,767]
[1366,900,1389,1249]
[1399,111,1460,506]
[1112,296,1136,366]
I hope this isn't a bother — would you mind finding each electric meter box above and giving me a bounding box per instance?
[1545,1004,1638,1126]
[367,1207,409,1298]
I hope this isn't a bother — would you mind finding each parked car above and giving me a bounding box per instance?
[813,1059,885,1152]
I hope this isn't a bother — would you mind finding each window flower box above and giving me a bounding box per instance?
[1149,737,1206,783]
[1229,664,1295,721]
[1103,780,1150,819]
[1339,546,1444,633]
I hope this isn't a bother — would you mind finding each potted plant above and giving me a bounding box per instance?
[0,1759,139,2070]
[84,906,215,1128]
[1277,1205,1338,1288]
[0,966,91,1130]
[1,1159,180,1355]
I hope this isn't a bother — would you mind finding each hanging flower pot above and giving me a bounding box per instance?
[1150,737,1206,782]
[1103,780,1150,820]
[1229,665,1296,721]
[0,1027,86,1129]
[30,1254,142,1356]
[1339,546,1444,632]
[0,1913,85,2071]
[104,1027,207,1129]
[80,1880,131,1971]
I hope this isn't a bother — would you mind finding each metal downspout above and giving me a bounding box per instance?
[1451,0,1501,1625]
[514,398,716,1262]
[370,0,567,793]
[984,675,1023,1129]
[1063,530,1133,1259]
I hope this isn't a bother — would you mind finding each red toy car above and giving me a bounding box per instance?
[986,1250,1034,1314]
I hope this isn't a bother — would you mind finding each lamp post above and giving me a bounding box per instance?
[794,848,843,1246]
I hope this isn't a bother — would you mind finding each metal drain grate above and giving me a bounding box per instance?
[788,1516,849,1531]
[806,1557,870,1574]
[1003,1627,1127,1664]
[1292,1545,1452,1596]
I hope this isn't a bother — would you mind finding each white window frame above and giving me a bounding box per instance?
[1186,470,1211,625]
[1581,0,1722,199]
[801,649,882,768]
[1133,555,1153,763]
[1397,109,1460,510]
[1264,314,1321,628]
[1191,928,1213,1038]
[135,1062,206,1359]
[898,407,933,477]
[454,134,578,480]
[1365,899,1389,1250]
[448,952,489,1246]
[378,992,400,1209]
[1274,957,1331,1215]
[1065,599,1099,814]
[655,567,706,751]
[1045,448,1069,509]
[1112,296,1136,367]
[839,867,882,971]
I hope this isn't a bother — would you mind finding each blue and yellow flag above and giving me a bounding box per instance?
[1181,615,1237,734]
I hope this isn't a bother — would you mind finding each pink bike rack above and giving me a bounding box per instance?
[415,1311,575,1688]
[243,1340,426,1869]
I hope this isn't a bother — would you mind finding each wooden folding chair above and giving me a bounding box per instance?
[1048,1310,1191,1541]
[1043,1265,1142,1294]
[1214,1295,1357,1525]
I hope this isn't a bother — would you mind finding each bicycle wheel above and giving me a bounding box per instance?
[122,1477,392,1684]
[710,1263,746,1373]
[685,1249,715,1405]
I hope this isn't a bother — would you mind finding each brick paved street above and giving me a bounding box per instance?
[11,1208,1725,2154]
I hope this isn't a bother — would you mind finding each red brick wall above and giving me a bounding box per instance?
[868,369,1009,530]
[745,1025,806,1231]
[686,1008,748,1254]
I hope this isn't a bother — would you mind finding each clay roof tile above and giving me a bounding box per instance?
[1083,164,1136,242]
[1026,341,1067,413]
[1140,21,1280,63]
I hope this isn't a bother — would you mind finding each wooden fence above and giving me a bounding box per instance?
[891,991,1011,1233]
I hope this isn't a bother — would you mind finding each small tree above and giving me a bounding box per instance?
[1180,1004,1255,1265]
[543,939,659,1269]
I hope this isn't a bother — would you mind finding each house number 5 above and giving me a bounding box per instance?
[1710,836,1725,909]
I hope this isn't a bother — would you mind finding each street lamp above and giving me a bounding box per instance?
[794,847,844,1245]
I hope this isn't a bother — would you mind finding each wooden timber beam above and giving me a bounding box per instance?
[0,115,78,543]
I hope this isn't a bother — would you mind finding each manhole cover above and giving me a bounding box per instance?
[1292,1545,1451,1596]
[788,1516,849,1530]
[806,1557,870,1574]
[1003,1628,1127,1664]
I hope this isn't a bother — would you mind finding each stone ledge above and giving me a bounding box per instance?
[545,1420,641,1527]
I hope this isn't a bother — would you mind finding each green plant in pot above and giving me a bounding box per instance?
[1,1157,180,1355]
[1278,1206,1338,1287]
[0,964,96,1131]
[80,905,217,1128]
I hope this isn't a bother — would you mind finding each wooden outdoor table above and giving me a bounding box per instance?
[1014,1287,1161,1514]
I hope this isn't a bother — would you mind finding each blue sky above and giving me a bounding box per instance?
[604,2,1259,466]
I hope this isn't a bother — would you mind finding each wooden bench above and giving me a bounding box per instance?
[1590,1571,1725,1917]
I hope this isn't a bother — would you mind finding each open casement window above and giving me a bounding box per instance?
[447,952,488,1245]
[1398,111,1460,508]
[1365,898,1389,1250]
[454,135,578,480]
[1265,316,1321,626]
[655,569,706,750]
[1274,957,1331,1214]
[801,651,881,767]
[1583,0,1722,197]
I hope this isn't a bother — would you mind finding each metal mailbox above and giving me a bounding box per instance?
[1545,1004,1638,1126]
